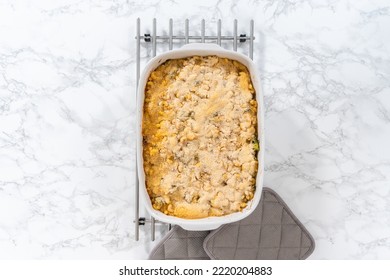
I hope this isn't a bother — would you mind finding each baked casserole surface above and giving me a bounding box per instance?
[142,55,258,219]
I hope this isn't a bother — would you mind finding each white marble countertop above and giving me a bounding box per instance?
[0,0,389,259]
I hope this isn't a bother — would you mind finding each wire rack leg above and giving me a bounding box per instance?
[135,17,140,241]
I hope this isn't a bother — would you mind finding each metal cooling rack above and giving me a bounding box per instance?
[135,18,255,241]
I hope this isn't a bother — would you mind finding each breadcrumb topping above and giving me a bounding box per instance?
[143,55,258,219]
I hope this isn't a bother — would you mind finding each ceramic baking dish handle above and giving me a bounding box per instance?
[179,222,222,231]
[180,43,225,51]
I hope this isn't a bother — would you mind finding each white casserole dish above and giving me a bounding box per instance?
[137,43,264,231]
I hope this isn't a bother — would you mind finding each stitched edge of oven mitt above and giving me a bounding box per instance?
[203,187,315,260]
[148,225,211,260]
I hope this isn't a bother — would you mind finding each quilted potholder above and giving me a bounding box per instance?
[203,187,315,259]
[149,225,210,260]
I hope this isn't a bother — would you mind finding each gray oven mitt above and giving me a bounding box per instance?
[149,187,315,260]
[149,225,210,260]
[203,187,315,259]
